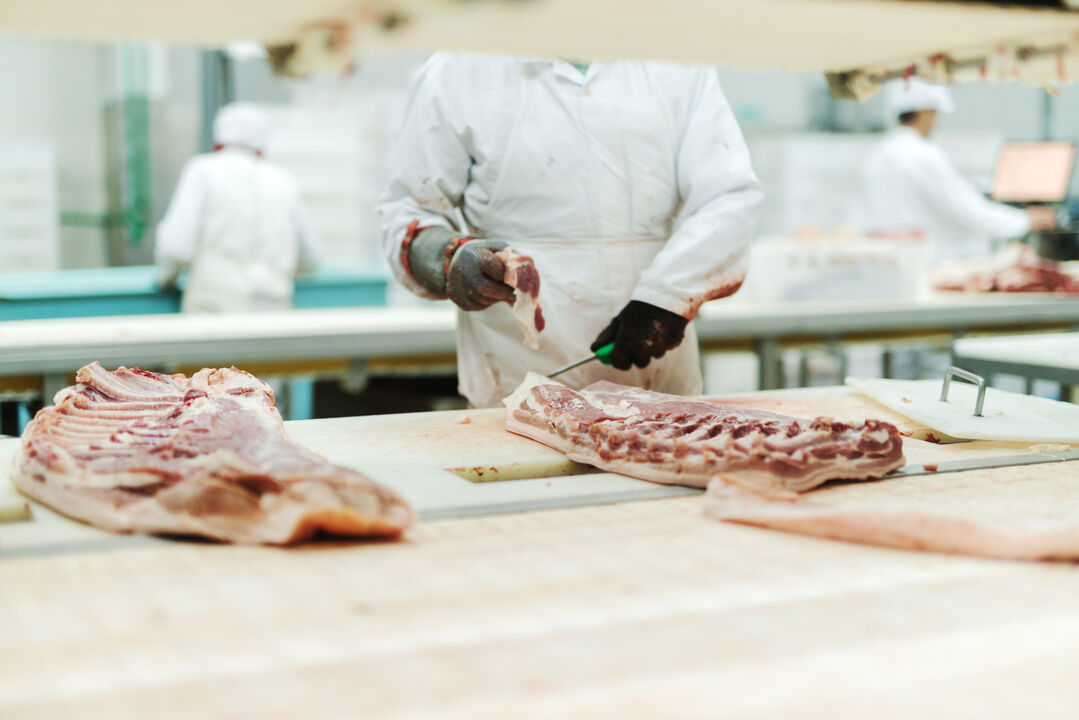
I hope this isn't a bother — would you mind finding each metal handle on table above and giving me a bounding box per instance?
[939,366,987,417]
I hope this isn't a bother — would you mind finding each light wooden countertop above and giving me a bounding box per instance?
[2,387,1077,718]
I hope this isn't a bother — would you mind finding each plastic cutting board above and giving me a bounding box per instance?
[846,376,1079,443]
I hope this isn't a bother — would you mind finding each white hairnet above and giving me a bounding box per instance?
[213,102,271,152]
[883,78,955,120]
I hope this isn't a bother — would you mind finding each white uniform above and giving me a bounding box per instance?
[861,126,1030,264]
[378,54,763,407]
[156,148,323,313]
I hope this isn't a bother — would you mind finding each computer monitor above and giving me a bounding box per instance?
[990,141,1076,204]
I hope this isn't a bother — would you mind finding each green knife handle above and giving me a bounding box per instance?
[595,342,614,365]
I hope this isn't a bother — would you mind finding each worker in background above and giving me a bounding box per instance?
[156,102,324,313]
[861,78,1056,265]
[378,54,763,408]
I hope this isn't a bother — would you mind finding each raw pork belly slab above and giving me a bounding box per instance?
[706,463,1079,561]
[12,363,413,544]
[933,244,1079,294]
[504,374,905,491]
[496,248,545,350]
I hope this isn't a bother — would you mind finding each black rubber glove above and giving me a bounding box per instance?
[591,300,689,371]
[407,227,514,311]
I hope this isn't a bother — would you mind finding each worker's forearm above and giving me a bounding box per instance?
[633,248,749,320]
[406,226,458,298]
[634,184,761,319]
[990,203,1032,238]
[377,195,457,298]
[155,259,183,287]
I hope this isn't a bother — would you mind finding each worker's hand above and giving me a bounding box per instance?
[408,227,512,310]
[591,300,689,371]
[155,264,181,291]
[1026,205,1058,232]
[446,240,516,311]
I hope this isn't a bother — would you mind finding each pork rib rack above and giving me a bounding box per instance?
[11,363,413,544]
[505,374,905,491]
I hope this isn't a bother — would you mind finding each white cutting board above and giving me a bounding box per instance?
[846,376,1079,443]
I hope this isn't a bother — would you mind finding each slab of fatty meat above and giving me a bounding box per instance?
[496,248,545,350]
[11,363,413,544]
[706,463,1079,561]
[504,373,905,492]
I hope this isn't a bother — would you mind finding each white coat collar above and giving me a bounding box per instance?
[890,125,929,144]
[524,57,596,85]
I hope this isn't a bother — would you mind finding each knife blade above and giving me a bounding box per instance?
[548,342,615,379]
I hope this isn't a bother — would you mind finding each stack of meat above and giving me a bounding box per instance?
[504,373,905,492]
[702,469,1079,562]
[505,375,1079,562]
[933,243,1079,294]
[12,363,413,544]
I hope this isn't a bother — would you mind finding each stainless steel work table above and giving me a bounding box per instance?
[954,332,1079,395]
[0,293,1077,399]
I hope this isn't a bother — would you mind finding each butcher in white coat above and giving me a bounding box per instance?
[861,78,1055,265]
[378,54,763,407]
[156,103,324,313]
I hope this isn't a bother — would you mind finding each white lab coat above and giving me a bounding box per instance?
[156,148,323,313]
[861,127,1030,265]
[378,54,763,407]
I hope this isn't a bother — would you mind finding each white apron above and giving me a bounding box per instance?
[457,65,702,407]
[183,248,293,313]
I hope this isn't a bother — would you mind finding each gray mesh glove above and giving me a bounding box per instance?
[407,227,514,311]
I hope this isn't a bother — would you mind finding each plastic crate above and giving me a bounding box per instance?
[743,233,928,303]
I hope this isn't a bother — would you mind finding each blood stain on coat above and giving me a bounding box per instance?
[684,274,747,317]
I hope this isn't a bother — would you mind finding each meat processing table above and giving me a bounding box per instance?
[4,387,1079,718]
[698,292,1079,389]
[0,292,1077,403]
[954,332,1079,395]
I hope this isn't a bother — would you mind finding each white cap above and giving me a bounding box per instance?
[212,102,271,153]
[883,78,955,119]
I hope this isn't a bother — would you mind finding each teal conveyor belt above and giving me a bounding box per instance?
[0,266,389,320]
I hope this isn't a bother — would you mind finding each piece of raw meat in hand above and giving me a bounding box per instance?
[495,248,545,350]
[12,363,414,544]
[504,373,904,492]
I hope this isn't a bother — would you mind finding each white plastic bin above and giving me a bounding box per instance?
[743,233,927,303]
